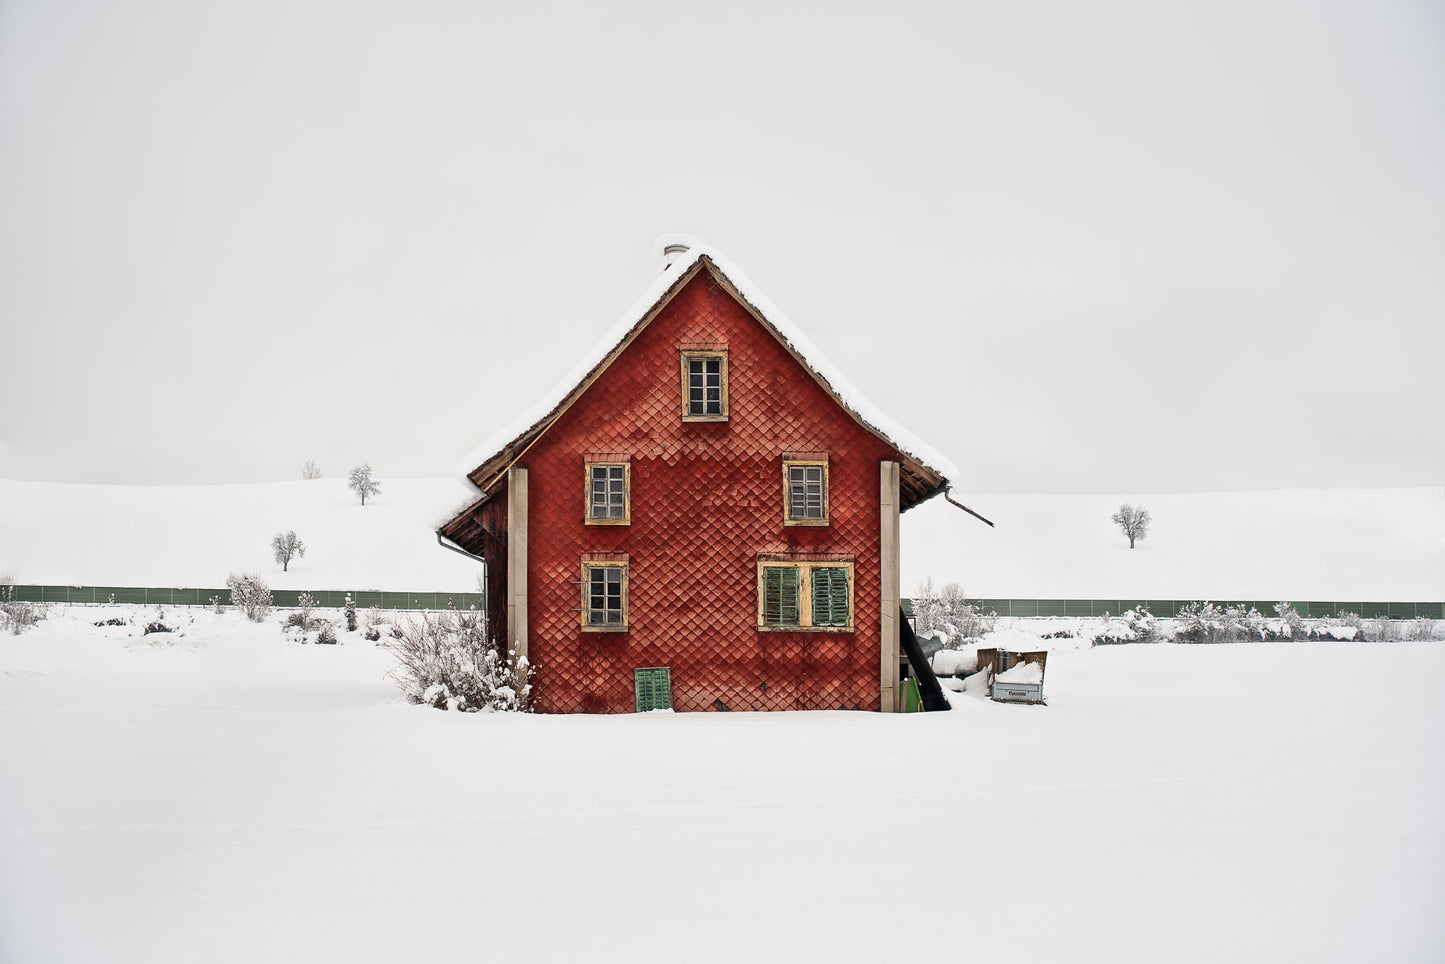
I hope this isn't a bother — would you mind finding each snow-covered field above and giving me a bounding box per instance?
[2,608,1442,963]
[0,478,480,591]
[904,486,1445,599]
[2,479,1441,601]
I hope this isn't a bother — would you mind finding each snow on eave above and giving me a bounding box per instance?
[451,237,962,493]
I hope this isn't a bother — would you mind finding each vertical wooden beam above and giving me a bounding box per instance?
[507,466,529,659]
[880,460,901,713]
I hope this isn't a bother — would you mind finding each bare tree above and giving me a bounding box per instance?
[301,460,322,480]
[271,530,306,571]
[1111,503,1152,549]
[348,464,381,505]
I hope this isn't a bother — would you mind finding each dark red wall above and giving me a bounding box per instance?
[519,269,895,712]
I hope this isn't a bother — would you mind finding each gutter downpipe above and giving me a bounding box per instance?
[944,487,995,528]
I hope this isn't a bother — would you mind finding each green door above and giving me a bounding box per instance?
[634,667,673,712]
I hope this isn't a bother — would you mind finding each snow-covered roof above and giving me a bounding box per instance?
[451,235,960,504]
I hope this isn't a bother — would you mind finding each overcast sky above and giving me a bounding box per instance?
[1,0,1441,494]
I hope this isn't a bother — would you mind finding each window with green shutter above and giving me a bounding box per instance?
[811,566,850,627]
[762,566,800,626]
[634,666,672,712]
[758,560,853,631]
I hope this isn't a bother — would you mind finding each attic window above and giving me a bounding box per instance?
[680,350,728,421]
[783,459,828,526]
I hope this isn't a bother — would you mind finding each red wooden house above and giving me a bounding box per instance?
[439,238,969,713]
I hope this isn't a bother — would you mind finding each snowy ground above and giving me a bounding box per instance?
[2,608,1442,963]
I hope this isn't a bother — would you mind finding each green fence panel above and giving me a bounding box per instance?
[271,590,304,608]
[1142,600,1174,617]
[975,599,1008,616]
[9,584,43,602]
[1419,602,1444,619]
[1064,599,1093,617]
[1360,601,1389,618]
[1117,600,1148,615]
[1036,599,1067,617]
[351,591,383,609]
[1386,602,1416,618]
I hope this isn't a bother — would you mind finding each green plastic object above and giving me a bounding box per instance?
[902,677,923,713]
[634,667,673,713]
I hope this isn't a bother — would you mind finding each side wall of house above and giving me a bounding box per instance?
[518,270,896,713]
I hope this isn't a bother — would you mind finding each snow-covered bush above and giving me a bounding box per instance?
[386,610,531,712]
[1403,617,1440,641]
[913,578,995,646]
[1089,607,1157,645]
[1172,602,1227,643]
[316,622,337,645]
[227,572,273,622]
[344,595,358,632]
[1274,603,1303,636]
[0,578,44,635]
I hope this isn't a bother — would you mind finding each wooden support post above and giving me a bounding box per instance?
[507,466,529,660]
[880,461,901,713]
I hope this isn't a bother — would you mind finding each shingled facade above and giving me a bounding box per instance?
[439,241,957,713]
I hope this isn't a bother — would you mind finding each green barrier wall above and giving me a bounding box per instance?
[900,598,1444,620]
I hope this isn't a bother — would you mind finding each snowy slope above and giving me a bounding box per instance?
[904,487,1445,600]
[0,478,480,591]
[0,479,1439,599]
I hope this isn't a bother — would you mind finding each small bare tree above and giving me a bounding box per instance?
[301,460,322,480]
[348,464,381,506]
[271,530,306,571]
[1111,503,1152,549]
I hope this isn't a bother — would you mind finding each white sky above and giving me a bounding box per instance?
[2,0,1442,493]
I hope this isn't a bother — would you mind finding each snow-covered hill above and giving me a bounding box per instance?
[0,478,1440,599]
[903,487,1445,600]
[0,478,480,591]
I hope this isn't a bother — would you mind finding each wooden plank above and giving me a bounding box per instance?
[880,461,901,712]
[507,466,529,659]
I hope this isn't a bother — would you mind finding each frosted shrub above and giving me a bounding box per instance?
[1274,603,1303,636]
[1173,602,1227,643]
[913,578,995,645]
[0,578,44,635]
[1091,607,1157,645]
[227,572,273,623]
[344,595,358,632]
[387,610,531,712]
[316,622,338,645]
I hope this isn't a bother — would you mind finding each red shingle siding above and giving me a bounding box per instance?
[520,270,893,713]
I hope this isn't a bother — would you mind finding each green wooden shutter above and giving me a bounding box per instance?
[634,667,672,712]
[762,567,800,626]
[811,567,850,627]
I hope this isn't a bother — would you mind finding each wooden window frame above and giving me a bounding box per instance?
[679,350,729,422]
[584,460,631,525]
[756,559,855,632]
[580,560,629,632]
[782,459,829,526]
